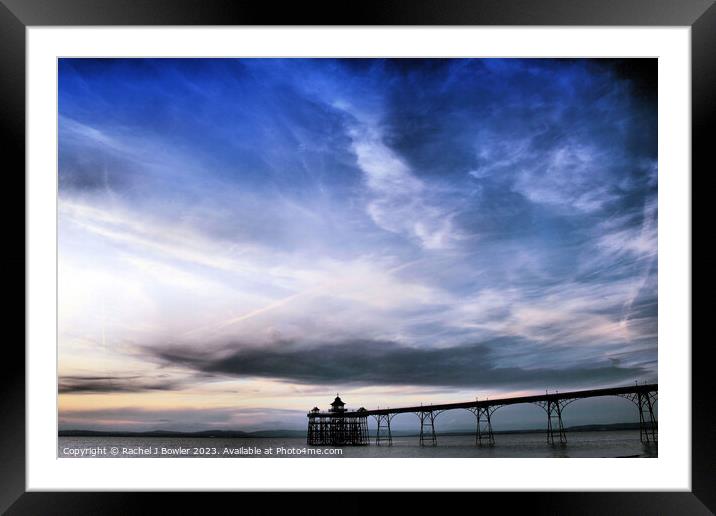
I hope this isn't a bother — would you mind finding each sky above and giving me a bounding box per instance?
[58,58,657,432]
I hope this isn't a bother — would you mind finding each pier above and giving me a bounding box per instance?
[306,383,657,446]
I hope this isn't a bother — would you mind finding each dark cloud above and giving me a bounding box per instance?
[150,339,648,391]
[58,375,186,394]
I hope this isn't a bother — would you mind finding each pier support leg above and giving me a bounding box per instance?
[307,417,316,445]
[361,416,369,445]
[638,392,658,444]
[320,417,327,445]
[545,400,567,446]
[418,411,437,446]
[481,408,495,446]
[470,407,495,447]
[474,409,481,446]
[375,414,393,446]
[618,389,658,444]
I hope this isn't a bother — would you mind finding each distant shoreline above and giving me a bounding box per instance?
[59,422,649,439]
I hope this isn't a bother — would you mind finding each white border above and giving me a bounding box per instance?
[27,27,691,491]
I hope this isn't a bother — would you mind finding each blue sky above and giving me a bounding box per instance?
[57,59,657,431]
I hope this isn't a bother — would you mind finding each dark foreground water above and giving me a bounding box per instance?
[59,430,656,458]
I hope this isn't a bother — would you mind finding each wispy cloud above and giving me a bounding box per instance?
[339,106,466,251]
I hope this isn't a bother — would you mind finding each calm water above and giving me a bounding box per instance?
[59,430,656,458]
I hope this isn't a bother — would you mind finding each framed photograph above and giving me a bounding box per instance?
[4,0,708,511]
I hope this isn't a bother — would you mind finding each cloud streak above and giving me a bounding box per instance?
[342,112,464,250]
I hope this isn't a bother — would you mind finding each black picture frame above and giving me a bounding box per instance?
[2,0,708,512]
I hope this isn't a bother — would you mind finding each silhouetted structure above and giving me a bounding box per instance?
[307,395,369,446]
[307,383,657,447]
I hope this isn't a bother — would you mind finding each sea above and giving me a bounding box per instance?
[58,430,656,458]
